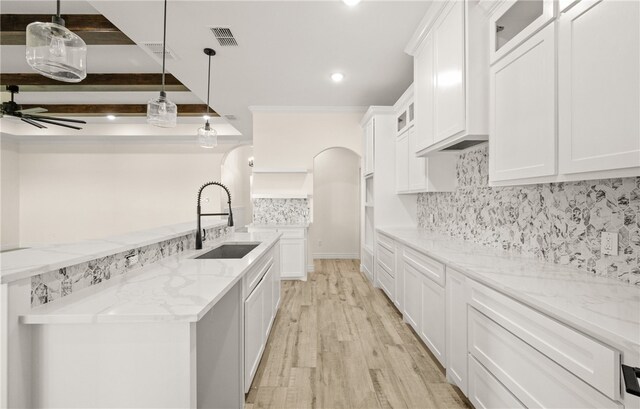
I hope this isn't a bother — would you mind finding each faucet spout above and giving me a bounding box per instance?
[195,181,234,250]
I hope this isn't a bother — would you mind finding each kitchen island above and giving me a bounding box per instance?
[1,223,280,409]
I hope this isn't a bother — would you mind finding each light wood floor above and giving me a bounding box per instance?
[245,259,470,409]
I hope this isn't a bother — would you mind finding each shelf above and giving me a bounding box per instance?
[252,168,308,174]
[364,202,374,208]
[363,172,374,179]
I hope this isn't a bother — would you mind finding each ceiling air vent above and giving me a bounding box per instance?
[211,27,238,46]
[224,114,237,120]
[140,42,178,60]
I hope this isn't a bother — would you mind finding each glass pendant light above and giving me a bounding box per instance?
[147,0,177,127]
[198,48,218,149]
[25,0,87,83]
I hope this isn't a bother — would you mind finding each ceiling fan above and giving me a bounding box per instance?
[0,85,86,130]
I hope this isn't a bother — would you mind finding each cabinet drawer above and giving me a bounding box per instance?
[245,253,273,298]
[377,262,394,301]
[278,228,305,239]
[468,356,525,409]
[377,232,395,252]
[376,243,395,277]
[468,280,620,400]
[403,246,445,286]
[468,308,622,409]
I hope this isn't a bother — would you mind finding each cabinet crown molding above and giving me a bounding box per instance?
[405,1,447,55]
[360,106,395,127]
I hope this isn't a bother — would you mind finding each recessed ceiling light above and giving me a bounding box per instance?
[342,0,361,6]
[331,72,345,82]
[106,115,116,120]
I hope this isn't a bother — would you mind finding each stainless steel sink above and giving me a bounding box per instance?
[195,243,259,259]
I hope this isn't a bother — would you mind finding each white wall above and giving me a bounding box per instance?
[221,145,253,230]
[18,142,226,245]
[1,135,20,250]
[310,148,360,259]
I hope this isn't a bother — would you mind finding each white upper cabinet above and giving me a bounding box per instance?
[396,131,410,192]
[558,0,640,175]
[363,119,375,176]
[407,0,489,156]
[489,0,556,64]
[433,1,466,143]
[489,23,557,183]
[414,34,435,152]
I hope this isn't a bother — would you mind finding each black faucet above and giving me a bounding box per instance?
[196,181,234,250]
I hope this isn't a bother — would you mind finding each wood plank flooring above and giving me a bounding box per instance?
[245,259,470,409]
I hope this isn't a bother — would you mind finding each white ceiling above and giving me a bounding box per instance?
[0,0,430,144]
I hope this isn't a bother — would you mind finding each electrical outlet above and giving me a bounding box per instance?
[601,232,618,256]
[318,240,322,247]
[429,214,435,224]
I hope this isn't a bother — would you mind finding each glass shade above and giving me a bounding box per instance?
[147,92,177,128]
[198,122,218,148]
[25,22,87,83]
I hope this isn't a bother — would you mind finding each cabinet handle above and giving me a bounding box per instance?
[496,25,505,33]
[622,364,640,397]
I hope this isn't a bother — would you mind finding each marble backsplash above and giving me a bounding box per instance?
[31,225,232,307]
[253,198,310,225]
[418,144,640,285]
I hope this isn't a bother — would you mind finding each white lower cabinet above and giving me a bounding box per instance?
[420,276,445,366]
[394,243,404,312]
[468,307,621,409]
[445,268,467,394]
[244,250,280,393]
[249,226,308,280]
[468,356,525,409]
[403,262,422,333]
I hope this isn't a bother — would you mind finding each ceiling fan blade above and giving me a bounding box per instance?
[25,114,86,124]
[17,107,48,114]
[28,116,83,130]
[21,117,47,129]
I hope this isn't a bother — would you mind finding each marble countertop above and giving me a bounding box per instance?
[21,231,280,324]
[0,220,228,284]
[247,223,310,228]
[378,227,640,357]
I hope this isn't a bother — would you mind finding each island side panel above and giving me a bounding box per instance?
[196,281,243,409]
[31,321,194,408]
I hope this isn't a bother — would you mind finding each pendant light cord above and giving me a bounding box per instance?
[161,0,168,91]
[56,0,61,17]
[206,55,211,115]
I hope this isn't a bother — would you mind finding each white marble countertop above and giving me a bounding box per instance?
[378,227,640,357]
[0,220,228,284]
[20,231,280,324]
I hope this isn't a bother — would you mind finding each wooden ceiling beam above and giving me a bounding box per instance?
[1,74,189,92]
[19,104,217,117]
[1,14,135,45]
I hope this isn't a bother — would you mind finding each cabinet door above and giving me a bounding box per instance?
[273,245,281,310]
[446,269,467,395]
[394,244,404,312]
[559,0,640,174]
[420,276,446,366]
[403,262,422,332]
[244,283,264,390]
[396,132,409,192]
[280,238,305,279]
[364,119,375,175]
[434,0,466,143]
[415,33,435,151]
[408,126,427,190]
[489,24,556,182]
[262,265,274,338]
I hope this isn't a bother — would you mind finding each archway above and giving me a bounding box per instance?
[221,145,253,231]
[310,147,361,261]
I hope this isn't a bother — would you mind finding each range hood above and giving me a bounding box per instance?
[416,133,488,157]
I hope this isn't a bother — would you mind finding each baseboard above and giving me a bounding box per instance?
[307,264,315,273]
[312,253,359,259]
